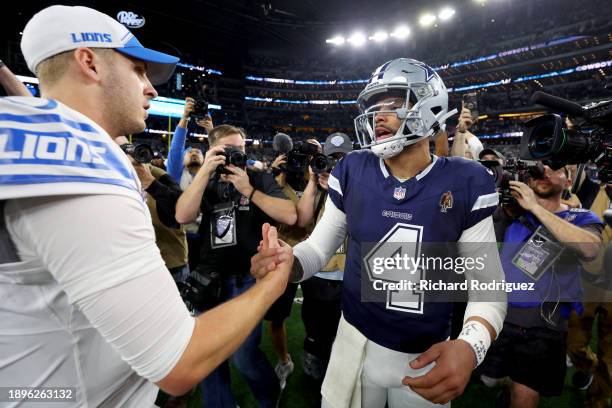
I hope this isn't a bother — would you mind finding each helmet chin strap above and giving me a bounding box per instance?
[370,108,459,159]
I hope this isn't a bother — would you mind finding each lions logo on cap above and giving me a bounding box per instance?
[439,191,453,213]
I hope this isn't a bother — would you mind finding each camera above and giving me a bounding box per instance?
[178,268,223,311]
[462,92,479,121]
[120,143,153,163]
[192,99,209,118]
[310,153,331,174]
[480,158,545,204]
[522,92,612,183]
[216,146,248,175]
[285,141,320,173]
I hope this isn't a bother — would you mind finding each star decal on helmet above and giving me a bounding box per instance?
[403,61,436,82]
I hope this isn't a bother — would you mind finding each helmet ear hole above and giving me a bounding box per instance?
[431,106,442,115]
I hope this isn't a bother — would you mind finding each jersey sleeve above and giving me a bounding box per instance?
[464,162,499,231]
[5,194,195,383]
[327,153,351,213]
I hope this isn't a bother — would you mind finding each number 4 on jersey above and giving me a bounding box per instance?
[364,223,425,314]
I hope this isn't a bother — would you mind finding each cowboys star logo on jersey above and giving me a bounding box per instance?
[439,191,454,213]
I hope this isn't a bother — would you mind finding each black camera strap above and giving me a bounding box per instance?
[571,163,586,195]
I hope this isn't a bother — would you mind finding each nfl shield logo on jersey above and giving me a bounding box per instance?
[439,191,454,213]
[393,186,406,200]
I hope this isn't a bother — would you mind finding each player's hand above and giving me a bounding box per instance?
[220,165,253,196]
[253,224,293,296]
[402,340,475,405]
[201,146,226,177]
[251,233,292,281]
[509,180,539,211]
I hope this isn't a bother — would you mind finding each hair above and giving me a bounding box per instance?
[36,48,116,88]
[208,124,246,146]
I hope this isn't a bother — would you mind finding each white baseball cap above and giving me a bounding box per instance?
[21,5,179,85]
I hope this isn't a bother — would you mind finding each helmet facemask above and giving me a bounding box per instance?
[354,84,441,159]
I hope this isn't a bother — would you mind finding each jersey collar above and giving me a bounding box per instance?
[379,155,439,182]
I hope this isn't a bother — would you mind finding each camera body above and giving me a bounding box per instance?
[480,158,545,204]
[283,141,320,174]
[216,146,248,175]
[178,268,223,312]
[120,143,153,163]
[192,99,209,118]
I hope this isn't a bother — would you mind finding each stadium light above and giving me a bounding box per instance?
[369,31,389,42]
[390,25,411,39]
[347,32,367,47]
[419,13,437,27]
[438,7,456,21]
[326,35,346,46]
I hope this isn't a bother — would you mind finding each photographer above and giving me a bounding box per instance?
[0,5,293,406]
[175,124,296,407]
[481,164,604,408]
[166,97,213,184]
[295,133,353,381]
[263,150,313,389]
[479,148,505,166]
[165,99,212,270]
[116,136,190,284]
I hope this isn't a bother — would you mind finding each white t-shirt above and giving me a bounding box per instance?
[0,97,195,407]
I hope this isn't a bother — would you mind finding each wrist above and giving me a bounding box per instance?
[530,202,544,215]
[457,320,492,367]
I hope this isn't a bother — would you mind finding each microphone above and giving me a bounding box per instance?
[531,91,584,117]
[272,133,293,154]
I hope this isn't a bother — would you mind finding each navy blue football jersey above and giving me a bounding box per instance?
[327,150,498,353]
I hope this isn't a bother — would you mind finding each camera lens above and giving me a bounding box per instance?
[132,145,153,163]
[228,151,247,167]
[527,121,557,159]
[310,154,329,174]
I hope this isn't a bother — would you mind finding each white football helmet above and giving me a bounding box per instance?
[354,58,456,159]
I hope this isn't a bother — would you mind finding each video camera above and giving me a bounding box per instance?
[521,91,612,184]
[480,158,545,204]
[120,143,153,163]
[284,141,320,173]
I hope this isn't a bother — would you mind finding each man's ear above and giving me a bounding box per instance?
[72,47,101,83]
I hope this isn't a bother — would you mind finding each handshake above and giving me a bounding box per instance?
[250,223,295,297]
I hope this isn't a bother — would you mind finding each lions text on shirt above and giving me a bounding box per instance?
[0,97,181,407]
